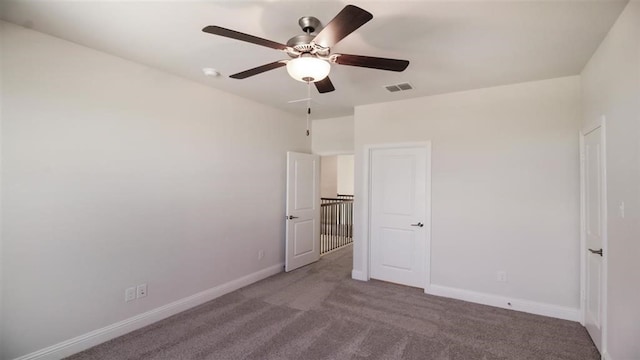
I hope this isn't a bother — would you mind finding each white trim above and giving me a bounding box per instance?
[601,117,609,360]
[360,142,432,290]
[426,284,580,321]
[424,142,433,292]
[312,150,354,156]
[0,36,4,357]
[351,269,367,281]
[12,263,284,360]
[579,116,608,355]
[579,130,586,325]
[602,351,612,360]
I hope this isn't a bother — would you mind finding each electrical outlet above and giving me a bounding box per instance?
[125,287,136,302]
[496,271,508,283]
[619,201,625,218]
[258,250,265,260]
[136,284,148,299]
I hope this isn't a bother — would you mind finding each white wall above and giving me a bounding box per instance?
[320,156,338,198]
[336,155,354,195]
[354,77,582,313]
[320,155,354,198]
[0,22,309,359]
[313,116,354,198]
[311,116,354,155]
[581,1,640,358]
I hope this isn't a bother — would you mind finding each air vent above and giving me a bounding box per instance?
[385,85,401,92]
[384,82,413,92]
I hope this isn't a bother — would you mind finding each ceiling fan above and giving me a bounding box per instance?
[202,4,410,94]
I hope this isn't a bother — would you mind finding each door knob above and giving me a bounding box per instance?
[588,248,603,256]
[286,215,299,220]
[410,222,424,227]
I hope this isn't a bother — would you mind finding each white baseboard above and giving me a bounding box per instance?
[13,263,284,360]
[425,284,580,322]
[351,269,367,281]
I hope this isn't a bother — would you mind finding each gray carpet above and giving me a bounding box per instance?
[68,246,599,360]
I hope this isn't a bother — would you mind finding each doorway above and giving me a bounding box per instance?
[320,154,354,255]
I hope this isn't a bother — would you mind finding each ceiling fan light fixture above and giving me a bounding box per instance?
[286,56,330,83]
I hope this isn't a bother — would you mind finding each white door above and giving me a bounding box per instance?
[285,152,320,272]
[583,127,605,351]
[370,146,429,288]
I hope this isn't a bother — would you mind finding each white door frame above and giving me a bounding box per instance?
[579,117,607,355]
[358,142,432,292]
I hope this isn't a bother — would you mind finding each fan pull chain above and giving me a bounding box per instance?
[306,80,311,136]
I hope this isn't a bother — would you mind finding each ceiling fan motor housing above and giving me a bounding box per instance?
[298,16,321,34]
[286,17,330,58]
[287,34,315,52]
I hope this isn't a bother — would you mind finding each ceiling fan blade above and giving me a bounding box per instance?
[314,77,335,93]
[229,61,287,79]
[334,54,410,72]
[312,5,373,48]
[202,26,288,51]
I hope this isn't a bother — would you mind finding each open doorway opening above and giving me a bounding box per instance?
[320,155,354,255]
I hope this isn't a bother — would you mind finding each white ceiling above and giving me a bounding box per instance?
[1,0,628,119]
